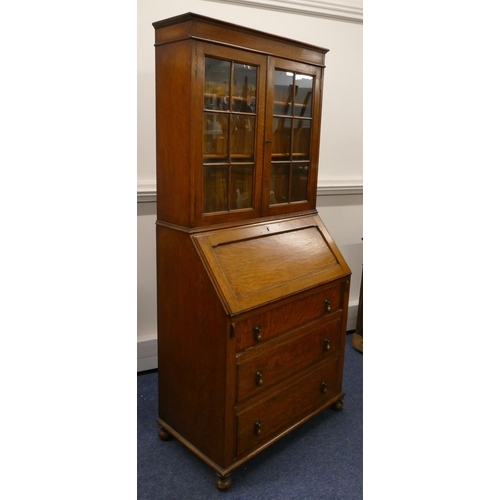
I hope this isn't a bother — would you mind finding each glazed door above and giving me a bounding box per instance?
[195,43,267,226]
[263,58,323,216]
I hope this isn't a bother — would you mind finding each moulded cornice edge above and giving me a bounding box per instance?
[317,179,363,195]
[137,181,157,203]
[201,0,363,23]
[137,179,363,202]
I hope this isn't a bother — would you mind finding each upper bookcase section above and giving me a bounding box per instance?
[153,12,329,67]
[153,13,329,227]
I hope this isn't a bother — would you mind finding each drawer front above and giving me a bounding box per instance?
[234,283,344,353]
[236,360,341,457]
[236,315,341,403]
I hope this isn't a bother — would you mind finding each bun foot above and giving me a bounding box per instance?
[158,427,173,441]
[331,399,344,411]
[216,473,232,491]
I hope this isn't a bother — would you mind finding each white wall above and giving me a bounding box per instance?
[137,0,363,371]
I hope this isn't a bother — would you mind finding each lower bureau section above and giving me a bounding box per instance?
[235,359,341,457]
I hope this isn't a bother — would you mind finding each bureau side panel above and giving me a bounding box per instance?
[156,225,229,465]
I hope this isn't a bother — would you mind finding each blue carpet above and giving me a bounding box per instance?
[138,333,362,499]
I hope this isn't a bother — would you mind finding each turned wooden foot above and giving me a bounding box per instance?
[331,399,344,411]
[158,426,173,441]
[216,473,232,491]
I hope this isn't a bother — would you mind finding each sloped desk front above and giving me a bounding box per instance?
[191,214,350,315]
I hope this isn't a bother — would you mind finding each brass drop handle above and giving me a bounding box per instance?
[324,299,331,313]
[255,370,264,387]
[324,338,331,352]
[254,420,262,436]
[321,381,328,394]
[253,325,262,342]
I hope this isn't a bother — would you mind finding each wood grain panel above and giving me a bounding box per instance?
[213,226,338,294]
[236,360,340,456]
[236,314,341,402]
[192,214,350,315]
[234,282,343,352]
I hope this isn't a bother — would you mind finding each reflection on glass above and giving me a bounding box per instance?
[231,115,255,161]
[294,74,313,118]
[269,69,315,207]
[204,113,229,161]
[291,163,309,202]
[274,71,294,115]
[230,165,254,209]
[293,120,311,158]
[204,58,230,110]
[203,57,259,213]
[232,63,257,112]
[270,164,290,204]
[272,117,291,158]
[204,166,228,213]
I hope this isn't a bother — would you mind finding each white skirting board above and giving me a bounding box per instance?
[137,338,159,372]
[138,303,359,372]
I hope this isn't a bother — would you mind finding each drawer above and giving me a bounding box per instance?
[236,314,341,403]
[236,359,341,457]
[234,282,344,353]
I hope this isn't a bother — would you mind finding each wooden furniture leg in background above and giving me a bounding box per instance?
[352,271,363,352]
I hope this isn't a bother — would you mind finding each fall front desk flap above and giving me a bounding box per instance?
[191,214,351,316]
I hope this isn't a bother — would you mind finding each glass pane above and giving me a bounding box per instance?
[293,120,311,159]
[270,164,290,205]
[204,58,230,111]
[232,63,257,112]
[203,166,228,213]
[230,165,254,209]
[231,115,255,161]
[272,117,291,159]
[295,74,313,118]
[274,71,294,115]
[204,113,228,162]
[290,163,309,202]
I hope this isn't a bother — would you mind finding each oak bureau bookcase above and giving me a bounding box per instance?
[153,13,352,490]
